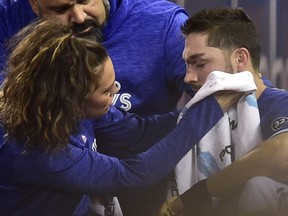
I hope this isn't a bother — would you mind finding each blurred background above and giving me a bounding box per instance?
[170,0,288,90]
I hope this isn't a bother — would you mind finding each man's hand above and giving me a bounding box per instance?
[158,196,185,216]
[214,90,243,112]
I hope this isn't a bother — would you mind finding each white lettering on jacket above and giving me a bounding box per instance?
[112,81,132,111]
[92,138,97,152]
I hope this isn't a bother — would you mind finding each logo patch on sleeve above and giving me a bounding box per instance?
[271,117,288,131]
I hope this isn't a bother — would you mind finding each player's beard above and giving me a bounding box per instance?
[71,0,110,42]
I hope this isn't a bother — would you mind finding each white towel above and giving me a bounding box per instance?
[168,71,263,197]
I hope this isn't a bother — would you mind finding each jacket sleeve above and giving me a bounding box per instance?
[94,106,180,158]
[0,3,8,73]
[15,95,223,196]
[0,0,36,76]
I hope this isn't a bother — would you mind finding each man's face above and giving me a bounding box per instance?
[182,33,236,92]
[29,0,110,41]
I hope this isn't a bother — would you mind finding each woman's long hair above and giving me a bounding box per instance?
[0,19,108,152]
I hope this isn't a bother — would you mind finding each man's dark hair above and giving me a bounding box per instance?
[181,8,261,70]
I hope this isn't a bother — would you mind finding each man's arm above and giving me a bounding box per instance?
[95,91,241,159]
[0,2,9,72]
[0,0,36,74]
[166,132,288,215]
[207,132,288,196]
[15,96,224,196]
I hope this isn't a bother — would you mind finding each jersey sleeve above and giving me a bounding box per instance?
[259,88,288,139]
[14,96,223,196]
[94,106,180,158]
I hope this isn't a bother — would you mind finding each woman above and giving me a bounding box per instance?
[0,19,226,215]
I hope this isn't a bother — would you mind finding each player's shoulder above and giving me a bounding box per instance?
[259,87,288,108]
[258,87,288,139]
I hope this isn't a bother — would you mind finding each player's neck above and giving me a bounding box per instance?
[254,76,266,99]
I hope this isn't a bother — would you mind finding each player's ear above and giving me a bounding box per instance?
[29,0,40,16]
[236,48,249,69]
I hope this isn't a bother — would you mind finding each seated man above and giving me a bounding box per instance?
[160,7,288,216]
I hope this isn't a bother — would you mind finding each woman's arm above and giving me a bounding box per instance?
[15,96,224,196]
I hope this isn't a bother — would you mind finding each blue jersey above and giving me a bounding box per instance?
[0,97,223,216]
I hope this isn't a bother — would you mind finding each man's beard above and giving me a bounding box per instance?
[71,0,110,42]
[37,0,110,42]
[72,18,105,42]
